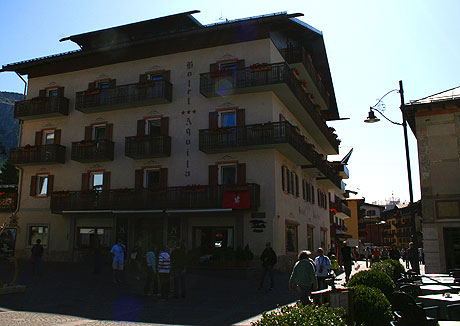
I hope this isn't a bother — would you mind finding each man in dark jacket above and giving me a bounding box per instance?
[258,242,277,290]
[340,241,353,283]
[171,242,187,298]
[406,242,420,274]
[389,245,401,261]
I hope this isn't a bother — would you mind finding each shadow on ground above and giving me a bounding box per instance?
[0,260,294,325]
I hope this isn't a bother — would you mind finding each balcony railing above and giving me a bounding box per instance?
[330,200,352,218]
[71,139,114,163]
[9,144,66,165]
[0,192,17,212]
[199,62,339,152]
[50,184,261,213]
[14,96,69,120]
[125,135,171,159]
[280,46,330,107]
[75,80,172,113]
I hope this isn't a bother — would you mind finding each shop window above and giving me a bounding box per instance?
[37,175,49,196]
[193,227,233,250]
[220,164,237,185]
[27,225,49,246]
[286,223,298,253]
[43,130,55,145]
[145,169,161,189]
[77,227,112,248]
[90,172,104,191]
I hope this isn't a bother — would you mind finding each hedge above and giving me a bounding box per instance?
[347,269,395,299]
[352,285,393,326]
[371,259,405,282]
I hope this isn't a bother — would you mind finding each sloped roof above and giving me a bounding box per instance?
[408,86,460,105]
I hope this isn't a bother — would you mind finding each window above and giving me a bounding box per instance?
[320,229,327,249]
[307,225,314,251]
[286,223,298,253]
[219,61,237,71]
[281,166,287,192]
[193,227,233,249]
[28,225,49,246]
[90,172,104,191]
[93,125,106,140]
[43,130,55,145]
[146,119,161,136]
[48,89,58,97]
[77,227,112,248]
[220,111,236,127]
[311,185,315,204]
[302,179,307,200]
[294,173,299,197]
[147,73,164,81]
[220,164,237,185]
[37,175,49,196]
[97,80,110,89]
[145,169,160,189]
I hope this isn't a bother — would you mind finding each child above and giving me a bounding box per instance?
[330,254,340,276]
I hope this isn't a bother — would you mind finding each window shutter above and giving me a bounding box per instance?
[137,119,145,136]
[209,112,218,129]
[286,170,291,194]
[236,109,245,126]
[159,168,168,189]
[281,166,286,192]
[103,172,111,191]
[54,129,61,145]
[139,74,148,84]
[57,87,65,97]
[30,176,37,196]
[135,169,144,189]
[109,79,116,89]
[35,131,43,146]
[84,126,92,140]
[105,123,113,141]
[295,174,299,197]
[88,82,96,90]
[160,117,169,136]
[39,89,46,97]
[208,165,218,185]
[81,173,89,191]
[47,175,54,196]
[237,163,246,184]
[317,189,320,206]
[210,63,218,72]
[161,70,171,81]
[312,186,315,204]
[236,59,245,69]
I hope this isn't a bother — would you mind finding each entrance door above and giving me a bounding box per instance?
[444,227,460,270]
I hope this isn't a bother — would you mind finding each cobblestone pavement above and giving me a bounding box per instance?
[0,260,377,326]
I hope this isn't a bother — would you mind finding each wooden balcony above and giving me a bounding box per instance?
[303,157,344,191]
[75,80,172,113]
[199,121,317,165]
[9,144,66,165]
[280,46,330,109]
[330,200,352,219]
[0,192,17,212]
[14,96,69,120]
[125,135,171,159]
[199,62,339,154]
[50,184,261,213]
[71,139,114,163]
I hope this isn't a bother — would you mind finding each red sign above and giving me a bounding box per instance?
[223,191,250,209]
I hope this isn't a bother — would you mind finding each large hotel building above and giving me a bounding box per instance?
[1,11,349,269]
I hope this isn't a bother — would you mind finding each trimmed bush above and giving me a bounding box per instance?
[352,285,392,326]
[347,269,395,298]
[251,304,346,326]
[371,259,405,283]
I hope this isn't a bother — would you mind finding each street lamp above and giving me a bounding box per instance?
[364,80,419,269]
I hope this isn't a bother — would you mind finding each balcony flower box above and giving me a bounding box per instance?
[252,124,274,132]
[146,186,166,195]
[136,81,155,89]
[31,97,46,104]
[250,63,272,72]
[210,69,233,78]
[82,89,100,96]
[22,145,37,152]
[52,191,70,198]
[183,184,207,193]
[293,68,300,78]
[225,183,249,192]
[210,128,233,135]
[76,140,95,147]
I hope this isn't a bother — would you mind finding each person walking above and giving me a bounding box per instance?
[171,242,187,298]
[144,245,157,296]
[258,242,277,290]
[389,245,401,261]
[130,243,142,281]
[158,246,171,300]
[30,239,44,276]
[365,247,371,268]
[340,241,353,284]
[314,248,331,290]
[110,239,126,285]
[289,250,318,306]
[406,242,420,274]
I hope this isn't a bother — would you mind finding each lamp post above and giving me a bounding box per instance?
[364,80,419,269]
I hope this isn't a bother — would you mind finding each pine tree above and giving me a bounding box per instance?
[0,160,18,185]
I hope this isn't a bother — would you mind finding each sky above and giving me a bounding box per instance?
[1,0,459,204]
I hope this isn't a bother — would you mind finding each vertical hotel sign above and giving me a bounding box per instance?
[183,61,195,178]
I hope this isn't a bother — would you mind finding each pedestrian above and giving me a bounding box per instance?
[314,248,331,290]
[365,247,371,268]
[130,243,142,281]
[144,245,157,296]
[171,242,187,298]
[110,239,126,284]
[158,245,171,300]
[258,242,277,290]
[289,250,318,306]
[30,238,44,276]
[330,254,340,276]
[340,241,353,284]
[372,247,381,264]
[389,245,401,261]
[406,242,420,274]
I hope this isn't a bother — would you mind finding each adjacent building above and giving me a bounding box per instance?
[1,11,347,269]
[382,201,422,249]
[406,86,460,273]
